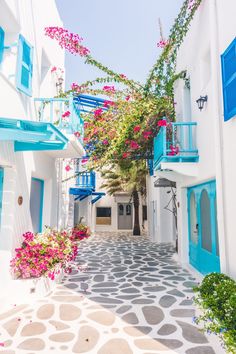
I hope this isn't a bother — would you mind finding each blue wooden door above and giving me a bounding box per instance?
[0,167,4,228]
[188,181,220,274]
[30,178,44,233]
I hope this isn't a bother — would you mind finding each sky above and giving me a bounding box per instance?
[55,0,183,89]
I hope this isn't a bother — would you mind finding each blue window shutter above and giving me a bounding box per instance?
[16,34,33,96]
[221,38,236,121]
[0,27,5,65]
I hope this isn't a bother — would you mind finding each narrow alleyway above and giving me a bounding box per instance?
[0,234,223,354]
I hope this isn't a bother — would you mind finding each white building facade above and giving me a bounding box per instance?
[149,0,236,280]
[0,0,84,304]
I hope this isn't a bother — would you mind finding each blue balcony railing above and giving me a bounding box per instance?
[75,171,96,191]
[34,95,84,142]
[154,122,199,170]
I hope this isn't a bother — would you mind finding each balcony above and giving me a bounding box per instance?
[75,171,96,191]
[70,171,105,204]
[34,95,84,158]
[154,122,199,176]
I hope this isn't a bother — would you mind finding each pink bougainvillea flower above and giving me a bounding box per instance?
[45,27,90,57]
[130,141,140,150]
[65,165,71,172]
[84,122,89,129]
[74,131,80,138]
[120,74,127,79]
[23,231,34,242]
[133,125,141,133]
[71,82,81,91]
[102,85,116,93]
[102,139,109,145]
[0,343,5,347]
[83,137,88,142]
[125,95,131,101]
[142,131,152,139]
[51,66,57,73]
[157,39,169,48]
[157,119,167,127]
[62,110,71,118]
[103,100,115,108]
[81,158,88,164]
[122,152,131,159]
[94,108,103,118]
[168,145,180,156]
[188,0,195,10]
[125,139,130,145]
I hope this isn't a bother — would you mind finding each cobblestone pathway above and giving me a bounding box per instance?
[0,233,224,354]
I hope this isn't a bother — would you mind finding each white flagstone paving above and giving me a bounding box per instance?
[0,233,225,353]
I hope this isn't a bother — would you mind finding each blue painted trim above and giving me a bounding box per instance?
[187,180,220,275]
[32,177,44,233]
[154,122,199,170]
[0,27,5,65]
[0,167,4,229]
[75,171,96,191]
[221,37,236,121]
[34,97,84,142]
[16,34,33,96]
[0,117,68,151]
[69,187,93,196]
[92,192,106,204]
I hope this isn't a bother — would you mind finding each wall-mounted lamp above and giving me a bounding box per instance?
[196,95,208,111]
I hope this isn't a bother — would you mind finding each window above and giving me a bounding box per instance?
[0,27,5,65]
[16,34,33,96]
[126,204,131,216]
[118,204,124,215]
[30,178,44,233]
[221,38,236,121]
[142,205,147,221]
[96,207,111,225]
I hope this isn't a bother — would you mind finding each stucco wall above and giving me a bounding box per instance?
[171,0,236,278]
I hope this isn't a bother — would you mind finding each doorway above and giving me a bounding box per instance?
[30,178,44,233]
[118,203,132,230]
[188,180,220,274]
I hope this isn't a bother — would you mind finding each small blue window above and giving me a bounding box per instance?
[0,27,5,65]
[16,34,33,96]
[221,38,236,121]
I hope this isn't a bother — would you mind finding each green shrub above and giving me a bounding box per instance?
[194,272,236,353]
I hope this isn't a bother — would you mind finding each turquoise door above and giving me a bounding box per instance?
[30,178,44,233]
[0,167,4,228]
[188,181,220,274]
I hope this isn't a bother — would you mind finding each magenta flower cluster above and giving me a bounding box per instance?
[10,227,86,280]
[45,27,90,57]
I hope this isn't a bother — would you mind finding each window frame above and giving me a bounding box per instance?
[0,27,5,65]
[16,34,33,96]
[221,37,236,121]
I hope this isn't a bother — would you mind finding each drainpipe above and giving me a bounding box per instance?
[209,0,228,273]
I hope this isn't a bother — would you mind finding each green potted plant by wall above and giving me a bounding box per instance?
[193,273,236,353]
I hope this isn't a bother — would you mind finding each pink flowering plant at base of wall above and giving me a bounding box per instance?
[70,224,91,242]
[10,229,79,281]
